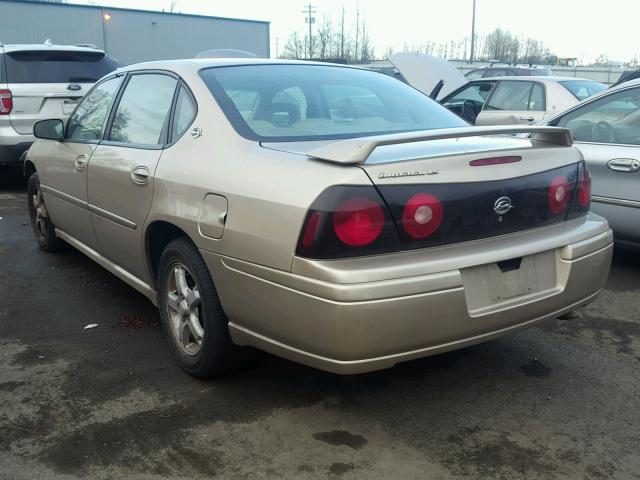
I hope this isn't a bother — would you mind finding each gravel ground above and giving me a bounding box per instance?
[1,173,639,479]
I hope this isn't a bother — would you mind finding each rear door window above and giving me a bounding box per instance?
[485,81,534,111]
[4,50,119,83]
[107,73,178,146]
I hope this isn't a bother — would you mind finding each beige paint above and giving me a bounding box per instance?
[27,58,614,374]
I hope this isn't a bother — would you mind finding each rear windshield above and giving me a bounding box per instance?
[199,64,467,142]
[4,50,119,83]
[559,80,606,101]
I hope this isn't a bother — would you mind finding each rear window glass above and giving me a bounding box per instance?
[559,80,606,101]
[199,64,467,142]
[5,50,119,83]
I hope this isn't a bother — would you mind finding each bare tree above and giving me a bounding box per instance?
[282,32,306,59]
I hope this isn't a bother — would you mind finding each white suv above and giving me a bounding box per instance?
[0,41,119,172]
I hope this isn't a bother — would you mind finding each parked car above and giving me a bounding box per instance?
[465,63,553,80]
[388,53,606,125]
[440,77,606,125]
[0,41,119,171]
[610,69,640,88]
[25,59,612,377]
[538,79,640,249]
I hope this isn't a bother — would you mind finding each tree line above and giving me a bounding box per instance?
[281,7,374,63]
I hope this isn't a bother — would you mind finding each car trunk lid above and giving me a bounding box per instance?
[388,52,468,100]
[271,126,587,253]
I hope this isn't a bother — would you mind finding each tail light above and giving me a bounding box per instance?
[296,186,401,259]
[402,193,443,239]
[567,161,591,218]
[577,163,591,208]
[0,89,12,115]
[548,176,571,215]
[332,197,385,246]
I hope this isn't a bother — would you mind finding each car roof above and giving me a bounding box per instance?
[114,58,364,75]
[473,76,596,83]
[0,43,105,54]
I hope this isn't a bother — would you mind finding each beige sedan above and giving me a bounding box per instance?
[25,59,612,377]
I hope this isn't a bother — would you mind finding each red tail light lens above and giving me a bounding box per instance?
[578,164,591,208]
[300,211,320,248]
[548,176,571,215]
[333,197,385,246]
[0,89,12,115]
[296,186,401,259]
[402,193,443,239]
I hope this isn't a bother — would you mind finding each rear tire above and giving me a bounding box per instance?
[157,237,251,378]
[27,172,65,252]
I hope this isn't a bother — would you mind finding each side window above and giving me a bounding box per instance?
[66,76,122,141]
[108,73,177,145]
[528,83,545,111]
[171,86,197,141]
[442,83,495,108]
[556,87,640,145]
[485,81,533,111]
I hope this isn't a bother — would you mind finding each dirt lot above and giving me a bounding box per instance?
[1,174,639,479]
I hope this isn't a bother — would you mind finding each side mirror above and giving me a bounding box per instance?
[34,119,64,141]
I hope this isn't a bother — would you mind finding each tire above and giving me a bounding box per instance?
[156,237,251,378]
[27,172,65,252]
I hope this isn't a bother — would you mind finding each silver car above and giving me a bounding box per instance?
[26,59,613,377]
[0,41,118,172]
[541,79,640,249]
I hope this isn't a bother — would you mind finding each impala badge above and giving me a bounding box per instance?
[494,196,514,221]
[378,170,438,179]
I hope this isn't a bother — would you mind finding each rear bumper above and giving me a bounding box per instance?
[0,124,33,167]
[203,216,613,374]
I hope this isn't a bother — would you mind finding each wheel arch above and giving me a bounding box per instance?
[145,220,197,288]
[23,154,36,178]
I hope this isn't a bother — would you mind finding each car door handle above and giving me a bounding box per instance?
[74,155,87,172]
[131,166,150,185]
[607,158,640,173]
[519,116,535,122]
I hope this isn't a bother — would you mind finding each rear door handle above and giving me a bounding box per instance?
[131,165,150,184]
[74,155,87,171]
[519,116,535,122]
[607,158,640,173]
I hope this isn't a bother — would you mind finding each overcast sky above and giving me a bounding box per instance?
[69,0,639,63]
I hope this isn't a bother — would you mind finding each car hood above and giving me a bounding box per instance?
[388,52,468,101]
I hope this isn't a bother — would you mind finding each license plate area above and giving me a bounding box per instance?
[62,99,78,114]
[461,250,559,316]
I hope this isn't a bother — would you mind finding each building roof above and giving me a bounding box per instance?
[0,0,270,25]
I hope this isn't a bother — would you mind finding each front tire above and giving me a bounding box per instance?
[157,238,251,378]
[27,172,64,252]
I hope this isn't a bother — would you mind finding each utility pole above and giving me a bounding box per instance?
[469,0,477,63]
[354,3,360,61]
[302,4,316,59]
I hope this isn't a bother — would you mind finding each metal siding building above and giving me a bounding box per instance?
[0,0,270,64]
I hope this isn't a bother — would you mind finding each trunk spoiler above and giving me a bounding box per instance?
[306,126,573,165]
